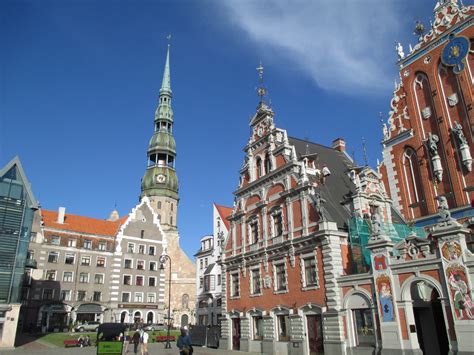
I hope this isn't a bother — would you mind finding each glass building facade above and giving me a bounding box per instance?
[0,158,37,304]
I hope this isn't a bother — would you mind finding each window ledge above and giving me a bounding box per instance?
[273,289,288,295]
[229,295,241,300]
[250,293,262,298]
[302,285,319,291]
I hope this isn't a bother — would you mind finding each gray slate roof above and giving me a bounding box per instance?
[289,137,356,230]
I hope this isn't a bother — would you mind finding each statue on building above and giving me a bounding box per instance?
[370,211,382,237]
[396,42,405,60]
[427,133,440,157]
[435,195,455,224]
[314,192,327,222]
[452,121,468,146]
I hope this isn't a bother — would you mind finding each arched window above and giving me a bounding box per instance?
[256,157,263,178]
[265,153,272,174]
[402,147,425,217]
[170,216,173,225]
[182,294,189,309]
[157,201,162,209]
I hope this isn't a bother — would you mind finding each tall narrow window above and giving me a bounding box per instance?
[256,157,263,178]
[250,221,259,244]
[402,147,426,217]
[265,153,272,174]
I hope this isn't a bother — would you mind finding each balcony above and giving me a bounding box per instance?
[25,258,37,269]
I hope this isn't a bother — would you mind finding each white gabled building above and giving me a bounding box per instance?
[194,204,232,326]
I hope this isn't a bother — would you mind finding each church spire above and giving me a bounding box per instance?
[141,38,179,230]
[160,37,171,94]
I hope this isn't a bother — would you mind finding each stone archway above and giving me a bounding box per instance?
[147,311,154,324]
[343,291,376,350]
[181,314,189,327]
[400,277,450,355]
[120,311,127,323]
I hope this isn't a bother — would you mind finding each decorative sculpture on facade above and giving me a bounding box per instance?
[396,42,405,60]
[314,192,327,222]
[452,121,472,171]
[370,211,382,238]
[426,132,444,182]
[435,195,455,224]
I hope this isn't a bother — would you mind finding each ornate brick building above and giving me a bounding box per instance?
[380,0,474,227]
[220,3,474,351]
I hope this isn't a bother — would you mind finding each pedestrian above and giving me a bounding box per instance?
[176,326,193,355]
[140,330,149,355]
[122,332,130,353]
[131,330,141,354]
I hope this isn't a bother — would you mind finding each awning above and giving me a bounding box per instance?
[76,303,102,314]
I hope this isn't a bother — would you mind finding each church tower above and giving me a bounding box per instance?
[141,42,179,231]
[140,41,196,327]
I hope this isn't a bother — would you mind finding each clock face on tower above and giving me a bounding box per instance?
[156,174,166,183]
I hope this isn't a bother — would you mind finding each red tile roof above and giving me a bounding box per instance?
[214,203,233,230]
[41,209,126,237]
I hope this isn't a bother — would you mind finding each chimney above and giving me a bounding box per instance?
[57,207,66,224]
[332,138,346,152]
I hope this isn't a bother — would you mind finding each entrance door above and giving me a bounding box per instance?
[307,315,323,355]
[232,318,241,350]
[413,300,449,355]
[181,314,189,327]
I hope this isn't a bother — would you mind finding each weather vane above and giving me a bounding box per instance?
[166,34,172,45]
[256,61,267,101]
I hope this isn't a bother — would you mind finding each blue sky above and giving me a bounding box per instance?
[1,0,448,258]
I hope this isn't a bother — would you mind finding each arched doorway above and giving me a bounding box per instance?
[120,311,127,323]
[181,314,189,327]
[410,281,449,355]
[134,311,142,325]
[147,311,154,324]
[343,292,376,349]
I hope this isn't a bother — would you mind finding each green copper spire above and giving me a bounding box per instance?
[160,43,171,94]
[141,40,179,202]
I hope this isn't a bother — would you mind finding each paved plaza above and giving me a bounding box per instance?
[1,342,247,355]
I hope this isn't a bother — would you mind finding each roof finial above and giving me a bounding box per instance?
[256,61,267,103]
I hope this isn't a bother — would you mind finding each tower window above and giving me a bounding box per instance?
[140,230,145,239]
[157,201,162,209]
[171,203,174,211]
[170,216,173,225]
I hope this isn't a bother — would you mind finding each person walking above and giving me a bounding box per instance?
[140,330,149,355]
[131,330,141,354]
[122,332,130,353]
[177,326,193,355]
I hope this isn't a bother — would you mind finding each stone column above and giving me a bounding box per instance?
[431,221,473,354]
[289,314,304,355]
[219,263,231,350]
[320,221,346,355]
[262,314,275,354]
[366,235,405,354]
[240,315,250,352]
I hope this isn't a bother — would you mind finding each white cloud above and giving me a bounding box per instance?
[218,0,402,94]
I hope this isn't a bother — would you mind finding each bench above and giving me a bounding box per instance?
[64,339,80,347]
[155,335,176,342]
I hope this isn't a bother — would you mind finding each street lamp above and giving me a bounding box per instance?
[159,254,172,349]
